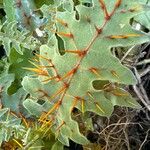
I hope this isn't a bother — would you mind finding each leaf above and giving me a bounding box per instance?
[109,89,142,108]
[3,0,16,22]
[0,21,39,56]
[22,0,149,146]
[13,0,47,30]
[7,48,34,93]
[135,9,150,29]
[0,74,27,113]
[51,141,64,150]
[0,108,25,146]
[0,108,9,118]
[22,78,89,145]
[34,0,54,8]
[23,99,44,117]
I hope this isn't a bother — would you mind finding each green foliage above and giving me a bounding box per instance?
[15,0,46,30]
[0,108,25,145]
[0,21,39,56]
[0,74,27,113]
[0,0,150,149]
[7,48,35,93]
[135,1,150,29]
[34,0,54,8]
[3,0,16,22]
[21,0,149,147]
[0,108,63,149]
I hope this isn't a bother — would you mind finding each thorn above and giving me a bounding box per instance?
[103,83,112,90]
[32,57,39,62]
[107,34,142,39]
[38,112,47,122]
[28,60,40,69]
[19,113,29,128]
[95,102,105,114]
[94,25,102,34]
[111,90,129,96]
[57,32,74,38]
[56,121,65,131]
[89,67,101,77]
[110,70,119,79]
[71,97,79,112]
[58,67,78,81]
[99,0,105,9]
[99,0,110,20]
[81,99,85,113]
[74,96,85,113]
[65,50,87,57]
[115,0,122,8]
[39,65,54,68]
[35,53,51,62]
[40,100,62,121]
[40,116,55,129]
[10,111,18,118]
[50,86,67,99]
[56,18,68,27]
[35,54,61,79]
[87,91,94,99]
[51,29,73,38]
[23,67,49,76]
[64,82,69,89]
[87,92,105,114]
[12,139,23,149]
[42,76,59,82]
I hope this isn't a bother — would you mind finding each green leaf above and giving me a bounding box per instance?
[34,0,54,8]
[3,0,16,22]
[135,10,150,29]
[0,74,27,113]
[51,141,64,150]
[109,90,142,108]
[23,99,44,117]
[22,0,149,146]
[0,108,9,118]
[0,108,25,146]
[0,21,39,56]
[7,48,34,93]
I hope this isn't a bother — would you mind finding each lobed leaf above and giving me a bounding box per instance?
[22,0,149,146]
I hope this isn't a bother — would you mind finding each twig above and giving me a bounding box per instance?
[121,45,136,62]
[124,129,130,150]
[136,59,150,66]
[133,68,150,110]
[98,122,142,135]
[139,66,150,77]
[134,43,150,65]
[123,119,131,150]
[139,129,150,150]
[133,85,150,111]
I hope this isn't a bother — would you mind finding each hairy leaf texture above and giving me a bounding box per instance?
[22,0,149,145]
[0,108,25,145]
[135,1,150,30]
[0,74,27,113]
[0,21,39,56]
